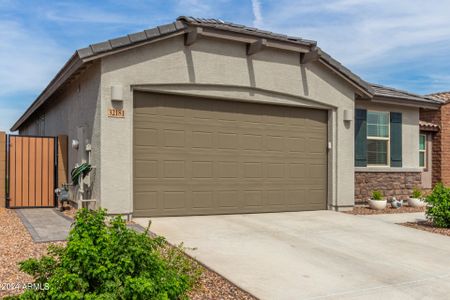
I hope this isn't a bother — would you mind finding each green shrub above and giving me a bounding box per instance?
[425,183,450,228]
[411,187,422,199]
[371,190,383,200]
[10,209,201,299]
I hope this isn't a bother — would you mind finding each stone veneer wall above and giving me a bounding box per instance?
[355,172,422,202]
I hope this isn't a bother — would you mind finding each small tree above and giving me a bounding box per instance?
[425,183,450,228]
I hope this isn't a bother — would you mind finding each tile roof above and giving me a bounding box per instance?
[419,120,440,131]
[76,17,321,60]
[177,16,317,47]
[11,16,442,131]
[77,21,187,59]
[370,83,443,104]
[419,120,439,128]
[427,91,450,103]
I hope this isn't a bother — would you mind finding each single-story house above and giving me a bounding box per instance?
[420,91,450,187]
[10,16,442,218]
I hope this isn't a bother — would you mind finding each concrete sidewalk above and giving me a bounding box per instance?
[16,208,72,242]
[136,211,450,300]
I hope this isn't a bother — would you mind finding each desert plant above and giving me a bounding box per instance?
[9,209,201,299]
[424,183,450,228]
[371,190,383,200]
[411,187,422,199]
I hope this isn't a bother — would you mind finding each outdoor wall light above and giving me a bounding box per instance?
[111,85,123,101]
[343,109,353,122]
[72,139,79,150]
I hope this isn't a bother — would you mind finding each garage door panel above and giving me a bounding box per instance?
[134,92,327,217]
[163,160,185,178]
[217,190,240,208]
[163,191,186,209]
[243,191,263,206]
[135,160,159,178]
[134,192,158,210]
[192,191,214,209]
[134,128,158,146]
[191,131,214,149]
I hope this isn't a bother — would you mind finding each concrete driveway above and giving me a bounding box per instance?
[135,211,450,300]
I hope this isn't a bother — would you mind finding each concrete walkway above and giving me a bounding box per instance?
[135,211,450,300]
[360,212,427,224]
[16,208,72,242]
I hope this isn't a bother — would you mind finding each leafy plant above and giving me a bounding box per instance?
[424,183,450,228]
[9,209,201,299]
[371,190,383,201]
[411,187,422,199]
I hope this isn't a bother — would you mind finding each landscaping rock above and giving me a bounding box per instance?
[344,205,426,215]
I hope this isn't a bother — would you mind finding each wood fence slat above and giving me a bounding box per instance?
[36,138,42,207]
[16,137,22,207]
[22,137,29,206]
[29,138,36,206]
[57,135,68,187]
[10,137,16,207]
[0,132,6,208]
[42,138,49,207]
[48,138,55,206]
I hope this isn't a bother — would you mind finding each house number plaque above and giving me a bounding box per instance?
[107,108,125,118]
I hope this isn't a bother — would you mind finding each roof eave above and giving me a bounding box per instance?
[371,96,441,110]
[316,48,374,98]
[10,17,376,131]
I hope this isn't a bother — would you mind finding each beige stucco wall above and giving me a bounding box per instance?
[355,100,420,170]
[100,35,358,214]
[19,63,102,201]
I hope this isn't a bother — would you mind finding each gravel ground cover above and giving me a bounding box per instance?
[0,207,256,299]
[344,205,426,215]
[401,221,450,237]
[188,268,257,300]
[0,208,64,298]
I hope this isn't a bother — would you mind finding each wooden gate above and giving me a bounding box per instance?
[7,135,57,208]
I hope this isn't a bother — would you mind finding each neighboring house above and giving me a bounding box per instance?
[420,91,450,187]
[354,84,442,201]
[10,17,440,218]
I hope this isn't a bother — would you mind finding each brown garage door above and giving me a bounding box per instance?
[133,92,327,217]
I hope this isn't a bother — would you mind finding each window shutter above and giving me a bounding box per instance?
[355,109,367,167]
[390,112,402,167]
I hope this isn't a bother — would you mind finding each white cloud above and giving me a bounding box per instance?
[261,0,450,70]
[251,0,263,27]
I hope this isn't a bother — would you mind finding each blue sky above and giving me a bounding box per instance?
[1,0,449,131]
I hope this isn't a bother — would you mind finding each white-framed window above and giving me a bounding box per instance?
[367,111,390,166]
[419,134,426,168]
